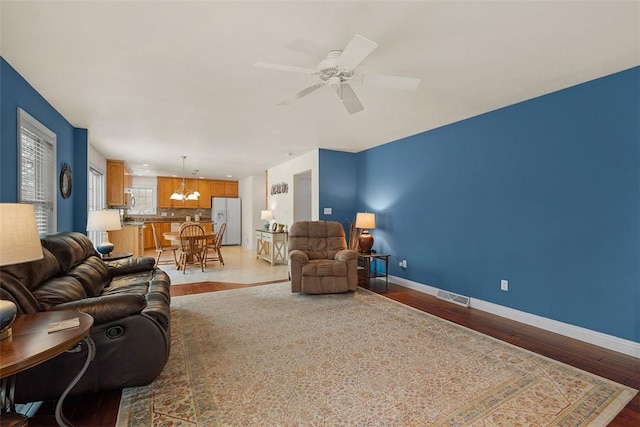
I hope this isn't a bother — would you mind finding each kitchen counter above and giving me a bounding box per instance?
[126,217,212,224]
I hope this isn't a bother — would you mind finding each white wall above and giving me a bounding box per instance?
[239,173,266,250]
[267,149,319,229]
[88,144,106,175]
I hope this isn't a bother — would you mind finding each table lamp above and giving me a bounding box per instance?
[86,210,122,257]
[0,203,44,340]
[355,212,376,254]
[261,210,273,230]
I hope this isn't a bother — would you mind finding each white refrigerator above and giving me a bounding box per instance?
[211,197,241,245]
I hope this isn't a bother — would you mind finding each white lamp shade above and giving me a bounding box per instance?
[355,212,376,229]
[86,210,122,232]
[261,210,273,220]
[0,203,44,266]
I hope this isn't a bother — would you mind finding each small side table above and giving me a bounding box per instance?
[101,252,133,261]
[0,311,95,427]
[358,253,390,290]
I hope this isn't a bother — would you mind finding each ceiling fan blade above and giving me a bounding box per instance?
[336,34,378,70]
[254,61,317,75]
[359,74,421,91]
[278,82,326,105]
[336,83,364,115]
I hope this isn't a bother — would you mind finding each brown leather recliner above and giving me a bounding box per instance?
[0,232,171,404]
[288,221,359,294]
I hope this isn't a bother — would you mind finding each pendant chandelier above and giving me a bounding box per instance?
[191,169,201,199]
[170,156,199,202]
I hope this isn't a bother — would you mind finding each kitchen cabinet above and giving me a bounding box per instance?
[143,223,154,250]
[159,177,234,209]
[157,177,186,208]
[108,225,143,257]
[158,177,213,209]
[106,159,132,207]
[196,180,211,209]
[210,180,238,198]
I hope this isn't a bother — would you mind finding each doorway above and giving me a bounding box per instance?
[293,171,312,222]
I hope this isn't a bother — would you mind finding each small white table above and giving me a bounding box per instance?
[256,230,288,265]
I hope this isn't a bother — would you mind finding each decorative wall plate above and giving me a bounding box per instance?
[60,163,72,199]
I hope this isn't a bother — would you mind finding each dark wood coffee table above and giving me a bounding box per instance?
[0,311,94,426]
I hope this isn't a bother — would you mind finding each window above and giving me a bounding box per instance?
[18,108,56,235]
[128,187,156,215]
[87,166,105,245]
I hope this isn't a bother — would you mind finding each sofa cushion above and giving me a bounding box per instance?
[303,260,348,277]
[1,248,61,292]
[42,232,97,272]
[32,276,88,310]
[68,256,111,297]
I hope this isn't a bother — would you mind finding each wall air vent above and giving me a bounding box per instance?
[436,290,470,308]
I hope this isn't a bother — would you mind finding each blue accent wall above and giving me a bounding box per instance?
[318,149,357,233]
[1,57,88,233]
[355,67,639,342]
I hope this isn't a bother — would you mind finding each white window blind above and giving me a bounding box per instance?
[18,108,56,235]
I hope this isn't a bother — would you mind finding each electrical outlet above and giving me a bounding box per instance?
[501,279,508,291]
[401,260,407,268]
[399,261,403,267]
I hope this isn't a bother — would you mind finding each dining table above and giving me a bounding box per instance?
[163,231,217,266]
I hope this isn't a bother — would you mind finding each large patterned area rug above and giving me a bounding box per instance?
[117,283,636,426]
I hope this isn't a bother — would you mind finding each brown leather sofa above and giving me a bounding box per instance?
[0,232,171,403]
[288,221,359,294]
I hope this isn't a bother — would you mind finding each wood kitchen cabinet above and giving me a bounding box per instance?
[143,223,154,250]
[210,180,238,198]
[196,180,211,209]
[157,177,185,208]
[107,159,132,207]
[158,177,237,209]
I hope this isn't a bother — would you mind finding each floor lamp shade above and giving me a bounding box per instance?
[0,203,45,339]
[87,210,122,256]
[355,212,376,253]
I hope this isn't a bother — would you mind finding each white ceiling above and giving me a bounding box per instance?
[1,1,638,180]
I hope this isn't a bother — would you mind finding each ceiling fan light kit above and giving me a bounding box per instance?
[255,34,421,115]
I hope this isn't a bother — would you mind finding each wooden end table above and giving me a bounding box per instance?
[0,311,95,427]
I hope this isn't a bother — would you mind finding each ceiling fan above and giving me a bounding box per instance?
[255,34,420,114]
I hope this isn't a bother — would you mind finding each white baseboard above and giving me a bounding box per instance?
[388,275,640,358]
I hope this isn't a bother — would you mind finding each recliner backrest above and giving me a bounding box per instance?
[288,221,347,260]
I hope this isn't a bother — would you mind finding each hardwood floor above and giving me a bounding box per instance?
[27,279,638,426]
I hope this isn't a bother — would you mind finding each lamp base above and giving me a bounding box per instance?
[358,231,374,254]
[96,241,115,257]
[0,299,17,340]
[0,327,12,340]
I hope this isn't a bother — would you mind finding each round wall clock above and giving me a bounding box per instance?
[60,163,72,199]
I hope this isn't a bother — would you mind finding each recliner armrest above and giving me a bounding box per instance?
[51,293,147,324]
[335,249,358,263]
[107,257,156,277]
[289,249,309,264]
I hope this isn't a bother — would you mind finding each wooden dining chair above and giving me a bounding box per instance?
[151,223,179,267]
[204,222,226,267]
[177,224,206,274]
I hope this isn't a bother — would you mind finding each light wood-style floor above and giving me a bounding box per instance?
[27,247,639,426]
